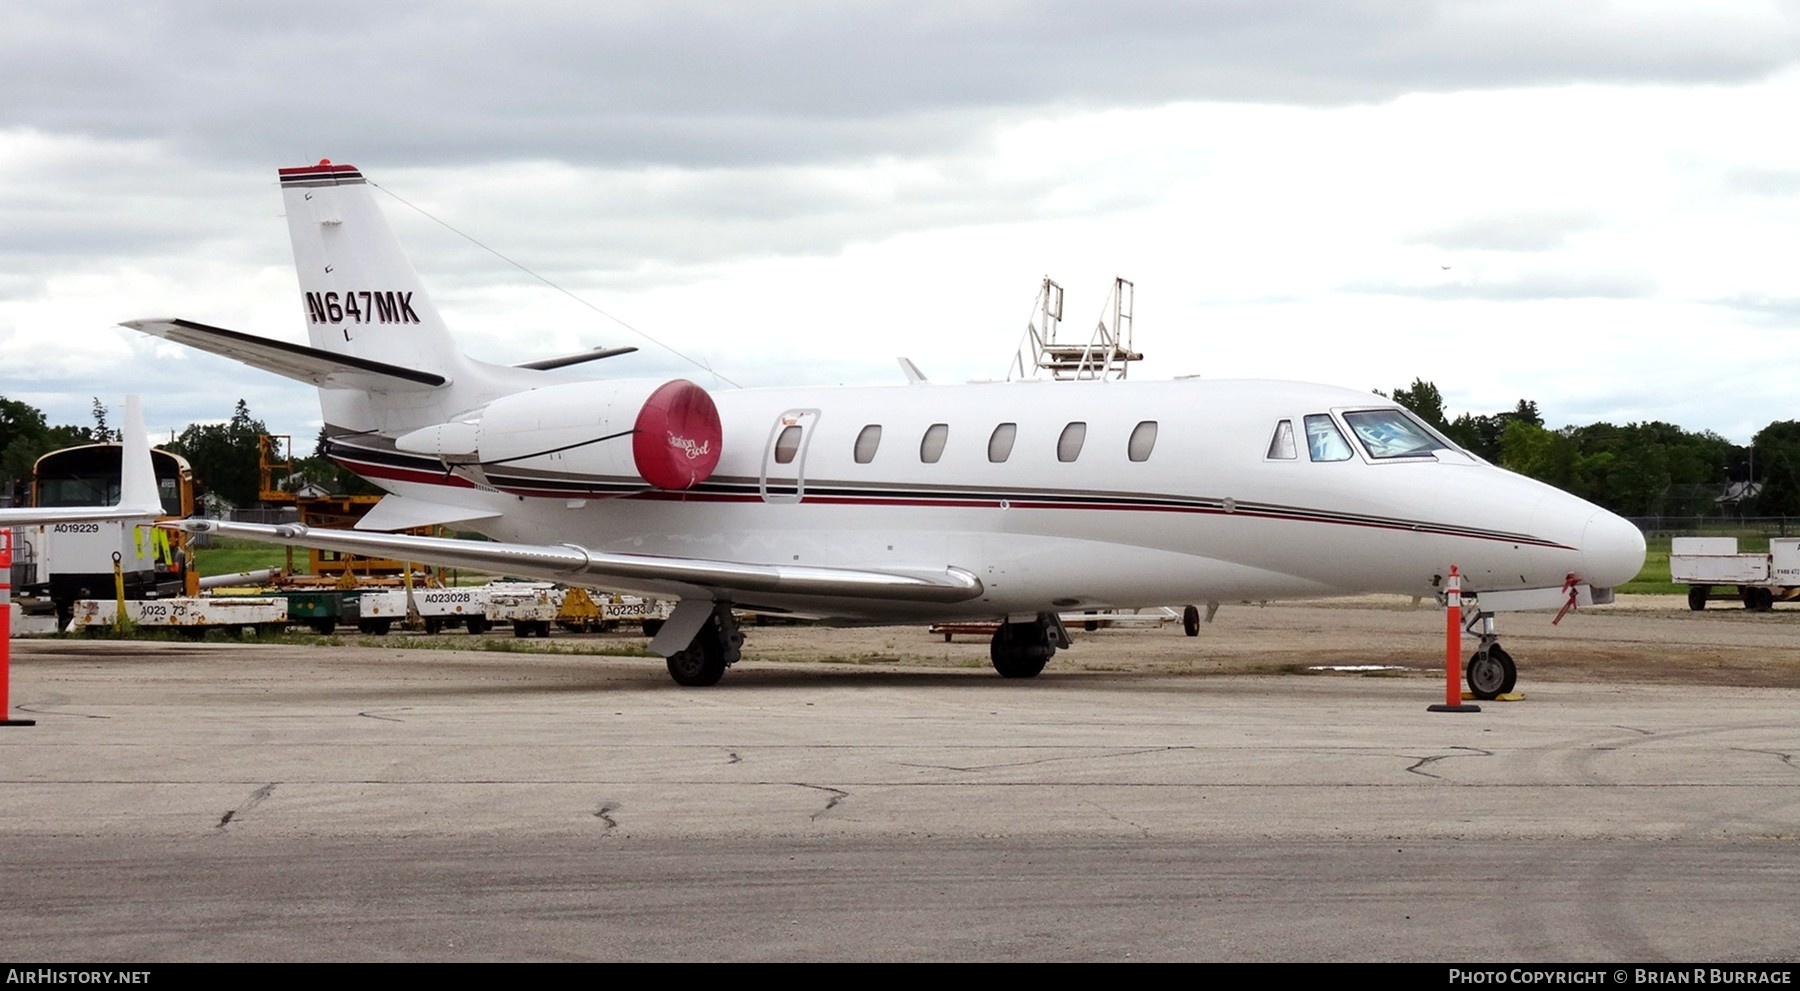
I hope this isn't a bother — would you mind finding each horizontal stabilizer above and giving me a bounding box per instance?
[354,494,500,532]
[516,346,639,371]
[122,318,445,391]
[168,519,984,603]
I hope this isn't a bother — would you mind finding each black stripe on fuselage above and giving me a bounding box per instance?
[325,436,1566,550]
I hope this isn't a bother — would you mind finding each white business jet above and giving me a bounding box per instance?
[0,396,163,525]
[123,161,1645,692]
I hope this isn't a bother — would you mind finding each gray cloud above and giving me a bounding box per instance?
[7,1,1795,170]
[1726,168,1800,197]
[1352,269,1656,301]
[1708,294,1800,324]
[1407,211,1602,252]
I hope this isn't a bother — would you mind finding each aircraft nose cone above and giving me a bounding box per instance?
[1580,510,1647,589]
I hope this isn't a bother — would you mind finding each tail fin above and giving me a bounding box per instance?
[130,163,552,439]
[280,161,466,375]
[117,395,164,517]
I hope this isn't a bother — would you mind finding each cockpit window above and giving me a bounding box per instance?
[1267,420,1296,460]
[1341,408,1453,459]
[1303,414,1353,462]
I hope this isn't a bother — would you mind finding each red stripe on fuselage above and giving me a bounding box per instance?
[335,462,1572,550]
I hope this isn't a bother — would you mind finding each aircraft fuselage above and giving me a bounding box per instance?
[327,375,1644,623]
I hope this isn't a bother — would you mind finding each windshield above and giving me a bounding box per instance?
[1341,408,1455,459]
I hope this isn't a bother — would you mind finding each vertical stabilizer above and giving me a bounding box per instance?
[278,161,479,429]
[279,161,460,369]
[118,396,163,517]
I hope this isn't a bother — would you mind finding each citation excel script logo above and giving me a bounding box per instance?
[667,433,711,460]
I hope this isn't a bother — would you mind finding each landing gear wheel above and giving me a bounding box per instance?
[989,621,1054,679]
[664,608,741,687]
[1465,644,1517,701]
[1182,605,1201,637]
[1687,585,1709,611]
[666,642,725,686]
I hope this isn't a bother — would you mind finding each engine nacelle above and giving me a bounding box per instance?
[396,378,722,494]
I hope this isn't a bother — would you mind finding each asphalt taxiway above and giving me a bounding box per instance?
[1,630,1796,962]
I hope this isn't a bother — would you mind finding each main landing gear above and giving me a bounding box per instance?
[988,613,1073,679]
[1461,607,1517,701]
[663,604,745,687]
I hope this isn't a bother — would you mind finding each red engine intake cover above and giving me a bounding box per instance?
[632,380,722,489]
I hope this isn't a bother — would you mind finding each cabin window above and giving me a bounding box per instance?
[920,423,949,464]
[1303,414,1353,462]
[1057,422,1087,463]
[1128,420,1158,462]
[854,424,882,464]
[1341,409,1452,460]
[988,423,1018,463]
[773,425,803,464]
[1267,420,1297,460]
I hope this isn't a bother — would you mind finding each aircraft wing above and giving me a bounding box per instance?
[168,519,985,604]
[122,319,444,391]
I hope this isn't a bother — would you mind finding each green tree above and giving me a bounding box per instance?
[167,399,268,510]
[1386,379,1449,432]
[1750,420,1800,516]
[1500,420,1579,490]
[90,397,115,442]
[0,396,100,495]
[288,427,380,497]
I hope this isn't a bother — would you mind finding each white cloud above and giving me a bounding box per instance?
[1,2,1797,448]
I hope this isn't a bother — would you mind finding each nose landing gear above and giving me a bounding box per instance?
[1461,607,1517,701]
[1465,640,1517,700]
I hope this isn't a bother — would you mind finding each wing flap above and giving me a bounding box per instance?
[122,318,445,391]
[170,519,984,603]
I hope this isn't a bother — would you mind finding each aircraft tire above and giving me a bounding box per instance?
[1182,605,1201,637]
[989,622,1052,679]
[1465,645,1516,700]
[666,643,726,687]
[990,651,1048,679]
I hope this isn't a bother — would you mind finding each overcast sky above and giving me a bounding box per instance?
[3,0,1796,448]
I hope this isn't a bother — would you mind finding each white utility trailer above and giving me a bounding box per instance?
[356,585,494,634]
[484,581,562,638]
[67,596,290,636]
[1669,537,1800,611]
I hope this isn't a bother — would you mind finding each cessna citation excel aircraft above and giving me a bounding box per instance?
[124,160,1646,691]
